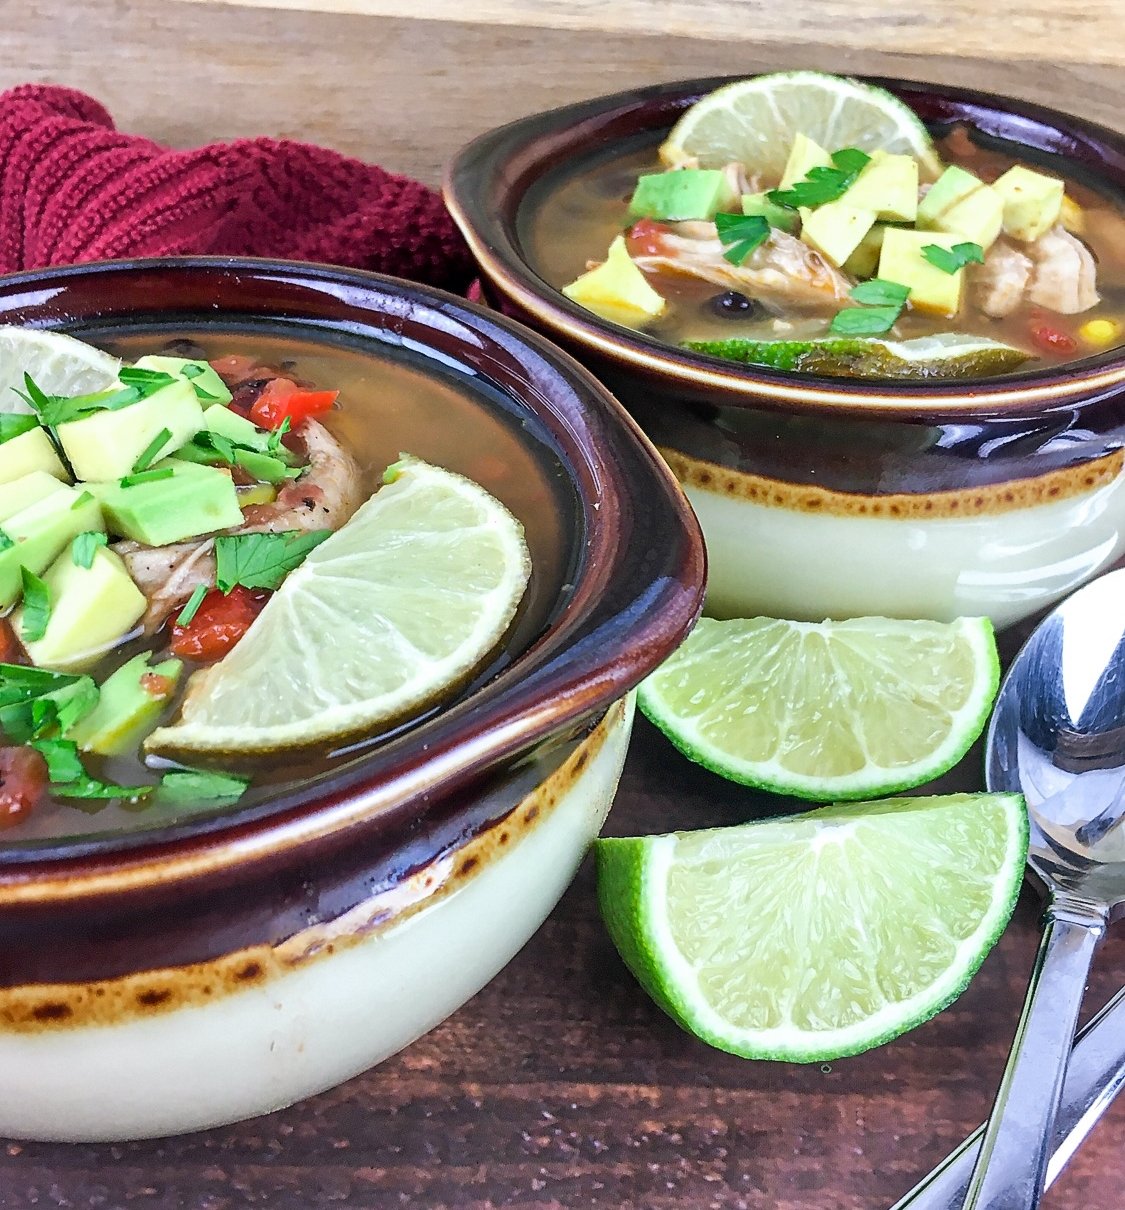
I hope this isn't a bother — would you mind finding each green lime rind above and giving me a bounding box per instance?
[637,615,1001,802]
[595,792,1029,1062]
[683,336,1032,379]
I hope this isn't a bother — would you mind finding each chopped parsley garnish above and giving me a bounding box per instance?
[20,374,146,427]
[214,530,331,593]
[117,367,177,393]
[176,583,209,627]
[30,737,86,783]
[0,530,12,552]
[0,413,41,444]
[52,771,154,802]
[131,427,173,473]
[767,148,871,210]
[119,467,175,488]
[0,664,98,742]
[157,767,251,807]
[714,213,771,265]
[177,362,221,401]
[266,416,291,454]
[849,279,911,307]
[921,241,985,274]
[19,566,51,643]
[830,278,911,336]
[71,530,108,569]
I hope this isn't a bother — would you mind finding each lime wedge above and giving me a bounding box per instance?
[660,72,941,180]
[683,333,1031,378]
[596,792,1028,1060]
[146,456,532,754]
[638,616,1000,800]
[0,327,121,409]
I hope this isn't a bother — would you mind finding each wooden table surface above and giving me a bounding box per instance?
[2,2,1125,1205]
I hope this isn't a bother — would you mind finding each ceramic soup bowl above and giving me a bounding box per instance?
[0,258,704,1141]
[445,76,1125,628]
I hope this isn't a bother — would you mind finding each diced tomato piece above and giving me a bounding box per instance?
[626,218,675,258]
[139,672,176,700]
[0,747,47,828]
[0,619,26,665]
[1030,323,1079,356]
[249,379,339,430]
[170,587,270,663]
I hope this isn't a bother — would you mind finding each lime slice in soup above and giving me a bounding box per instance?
[595,792,1028,1061]
[637,615,1000,801]
[146,456,532,754]
[0,327,122,407]
[660,71,942,180]
[683,333,1031,378]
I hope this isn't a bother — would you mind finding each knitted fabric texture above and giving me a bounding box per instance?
[0,85,475,291]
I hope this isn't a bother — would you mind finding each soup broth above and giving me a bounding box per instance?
[524,128,1125,375]
[1,329,576,844]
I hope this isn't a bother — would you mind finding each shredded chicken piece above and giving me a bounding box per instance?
[720,161,758,198]
[974,239,1034,318]
[632,224,851,310]
[1026,225,1100,314]
[115,417,363,633]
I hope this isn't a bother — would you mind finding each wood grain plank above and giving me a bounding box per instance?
[3,2,1122,189]
[174,0,1124,69]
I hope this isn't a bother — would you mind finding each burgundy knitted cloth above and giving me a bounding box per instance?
[0,85,475,291]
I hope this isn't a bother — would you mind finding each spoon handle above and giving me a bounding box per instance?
[960,896,1106,1210]
[890,982,1125,1209]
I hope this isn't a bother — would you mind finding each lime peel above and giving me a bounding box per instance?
[596,792,1029,1061]
[638,615,1001,801]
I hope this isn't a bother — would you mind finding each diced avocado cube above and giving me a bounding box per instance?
[992,165,1065,242]
[57,378,206,482]
[204,405,295,461]
[134,355,233,406]
[799,201,877,268]
[0,425,69,485]
[234,449,294,485]
[628,169,738,222]
[778,133,831,191]
[878,229,965,316]
[562,235,667,329]
[741,192,798,232]
[0,471,70,524]
[930,184,1003,251]
[0,486,104,607]
[842,150,919,222]
[917,166,984,229]
[67,652,182,755]
[16,546,146,672]
[91,459,243,546]
[842,224,889,279]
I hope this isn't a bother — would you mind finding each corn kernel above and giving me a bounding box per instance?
[1078,318,1121,348]
[1061,195,1085,234]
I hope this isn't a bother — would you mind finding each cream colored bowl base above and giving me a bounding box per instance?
[0,694,635,1142]
[663,450,1125,628]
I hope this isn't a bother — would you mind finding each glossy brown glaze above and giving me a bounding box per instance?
[0,699,625,1030]
[446,76,1125,498]
[0,259,705,985]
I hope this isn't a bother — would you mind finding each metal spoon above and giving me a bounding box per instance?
[954,567,1125,1209]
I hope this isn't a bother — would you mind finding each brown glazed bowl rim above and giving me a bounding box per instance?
[444,73,1125,419]
[0,257,704,895]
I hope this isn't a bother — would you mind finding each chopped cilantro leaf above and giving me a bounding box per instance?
[52,777,153,801]
[71,530,108,569]
[0,665,97,742]
[176,583,209,627]
[0,530,12,552]
[714,212,771,265]
[71,491,95,511]
[849,279,911,307]
[922,241,985,274]
[119,467,175,488]
[0,413,40,444]
[214,530,331,593]
[210,432,237,464]
[158,767,251,807]
[767,149,871,210]
[30,737,86,784]
[266,416,291,454]
[131,427,173,473]
[19,567,51,643]
[118,367,177,392]
[829,306,903,336]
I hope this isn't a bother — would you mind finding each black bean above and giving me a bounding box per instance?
[710,291,763,318]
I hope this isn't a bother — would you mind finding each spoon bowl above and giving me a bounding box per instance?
[961,568,1125,1208]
